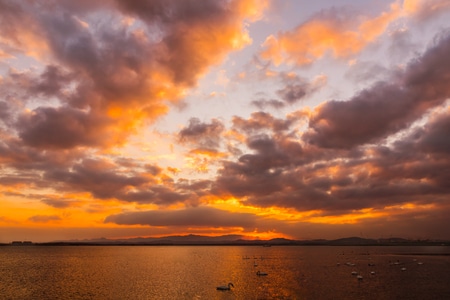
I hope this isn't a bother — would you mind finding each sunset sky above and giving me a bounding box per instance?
[1,0,450,243]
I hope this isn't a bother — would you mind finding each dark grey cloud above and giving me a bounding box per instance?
[232,112,293,135]
[390,110,450,190]
[41,198,77,209]
[121,179,213,207]
[213,134,293,199]
[44,158,149,199]
[0,66,75,116]
[303,83,411,148]
[415,111,450,155]
[105,206,257,228]
[249,73,326,110]
[28,65,74,98]
[119,186,192,206]
[176,179,212,197]
[144,164,163,176]
[217,117,450,211]
[251,98,285,110]
[114,0,226,23]
[0,135,84,173]
[303,32,450,149]
[18,106,106,149]
[35,157,206,206]
[179,118,224,149]
[276,73,325,104]
[0,101,10,124]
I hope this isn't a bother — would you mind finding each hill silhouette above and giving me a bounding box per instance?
[28,234,450,246]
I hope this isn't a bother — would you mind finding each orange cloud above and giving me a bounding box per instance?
[0,49,14,60]
[403,0,450,19]
[189,148,228,158]
[260,3,401,66]
[183,150,226,173]
[306,208,387,225]
[0,12,48,59]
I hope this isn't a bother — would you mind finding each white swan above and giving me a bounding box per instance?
[256,271,268,276]
[216,283,234,290]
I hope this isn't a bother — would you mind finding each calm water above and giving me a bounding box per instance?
[1,245,449,299]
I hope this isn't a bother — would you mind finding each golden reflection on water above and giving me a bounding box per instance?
[1,245,450,299]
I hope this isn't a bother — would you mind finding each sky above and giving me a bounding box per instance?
[1,0,450,243]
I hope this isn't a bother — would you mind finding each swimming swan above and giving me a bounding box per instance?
[216,283,234,290]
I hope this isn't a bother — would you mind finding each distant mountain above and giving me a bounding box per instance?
[37,235,450,246]
[328,237,378,245]
[47,234,250,245]
[378,237,410,243]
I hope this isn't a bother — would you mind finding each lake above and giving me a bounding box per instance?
[1,245,449,299]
